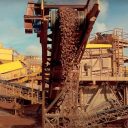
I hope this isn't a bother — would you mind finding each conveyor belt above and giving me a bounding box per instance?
[0,80,41,104]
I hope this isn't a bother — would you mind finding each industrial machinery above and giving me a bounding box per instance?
[0,44,42,110]
[23,0,128,127]
[0,45,42,127]
[79,29,128,128]
[0,44,41,82]
[24,0,100,127]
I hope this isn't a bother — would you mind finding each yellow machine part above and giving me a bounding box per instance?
[86,44,112,49]
[0,61,23,74]
[0,68,27,80]
[0,48,13,61]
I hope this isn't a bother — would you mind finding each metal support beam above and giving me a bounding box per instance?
[108,84,122,106]
[40,19,48,128]
[124,85,128,105]
[86,86,101,111]
[46,87,67,113]
[76,3,100,63]
[44,4,85,9]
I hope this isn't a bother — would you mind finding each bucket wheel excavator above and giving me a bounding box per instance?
[24,0,100,127]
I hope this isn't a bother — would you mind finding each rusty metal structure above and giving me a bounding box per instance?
[79,28,128,128]
[24,0,128,128]
[24,0,100,127]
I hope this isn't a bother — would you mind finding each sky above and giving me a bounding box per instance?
[0,0,128,56]
[0,0,41,56]
[93,0,128,32]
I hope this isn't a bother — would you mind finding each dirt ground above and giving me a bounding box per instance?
[0,115,35,127]
[0,102,41,127]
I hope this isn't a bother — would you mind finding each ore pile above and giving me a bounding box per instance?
[59,7,80,77]
[57,7,80,117]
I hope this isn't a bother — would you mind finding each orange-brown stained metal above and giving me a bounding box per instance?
[23,0,101,127]
[24,1,34,33]
[76,3,100,63]
[40,20,48,128]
